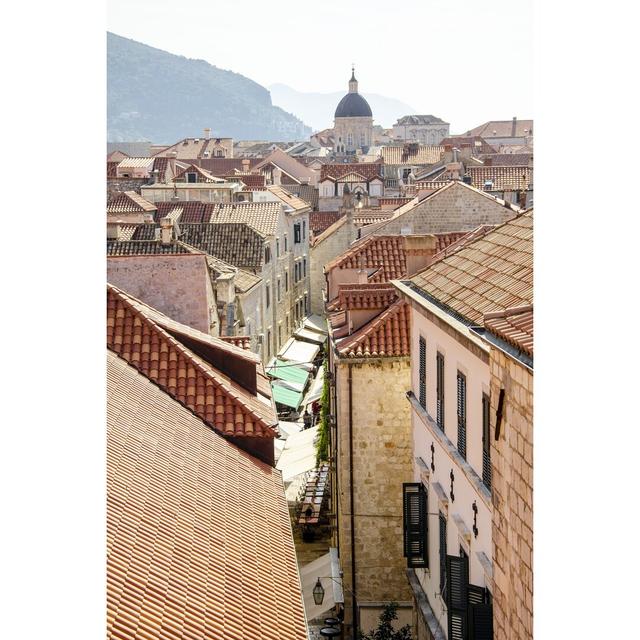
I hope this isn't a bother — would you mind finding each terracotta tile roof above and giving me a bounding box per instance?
[220,335,252,350]
[310,211,342,235]
[282,183,319,210]
[151,155,170,180]
[233,269,262,293]
[408,211,533,325]
[266,185,311,212]
[414,180,452,190]
[464,119,533,138]
[117,156,154,170]
[152,137,234,160]
[329,310,346,328]
[335,300,411,358]
[107,284,277,438]
[197,158,262,174]
[310,216,348,247]
[174,163,223,183]
[226,173,266,188]
[380,145,444,165]
[466,166,533,191]
[114,223,139,241]
[321,162,383,182]
[441,136,496,154]
[338,283,398,310]
[379,197,412,207]
[176,223,266,270]
[254,148,317,184]
[353,210,395,226]
[155,201,213,224]
[484,305,533,357]
[107,191,157,214]
[208,201,282,236]
[326,235,406,281]
[107,351,307,640]
[335,171,371,182]
[428,225,497,263]
[106,240,191,255]
[480,153,533,166]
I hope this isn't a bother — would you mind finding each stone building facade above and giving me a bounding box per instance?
[392,115,450,145]
[484,312,533,640]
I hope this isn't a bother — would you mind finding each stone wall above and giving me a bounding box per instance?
[335,358,414,634]
[107,178,150,200]
[370,181,517,236]
[107,254,217,335]
[309,220,354,315]
[489,351,533,640]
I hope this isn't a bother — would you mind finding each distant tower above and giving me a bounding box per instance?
[333,66,374,157]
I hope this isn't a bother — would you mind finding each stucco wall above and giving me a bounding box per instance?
[490,351,533,640]
[371,182,516,236]
[335,358,413,634]
[107,254,216,335]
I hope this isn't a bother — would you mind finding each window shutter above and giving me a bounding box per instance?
[436,352,445,430]
[482,393,492,491]
[402,483,428,567]
[470,602,493,640]
[439,513,447,597]
[419,337,426,409]
[446,554,469,640]
[457,372,467,459]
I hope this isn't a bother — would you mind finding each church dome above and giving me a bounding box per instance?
[335,92,373,118]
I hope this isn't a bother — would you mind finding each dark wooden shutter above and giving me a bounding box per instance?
[470,602,493,640]
[457,372,467,459]
[439,513,447,597]
[436,352,445,430]
[446,554,469,640]
[482,393,492,491]
[402,483,428,567]
[419,337,426,409]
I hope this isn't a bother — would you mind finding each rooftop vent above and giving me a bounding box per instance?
[483,180,494,190]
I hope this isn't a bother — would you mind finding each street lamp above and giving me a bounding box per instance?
[313,578,325,606]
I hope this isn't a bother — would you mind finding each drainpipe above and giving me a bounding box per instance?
[348,363,358,639]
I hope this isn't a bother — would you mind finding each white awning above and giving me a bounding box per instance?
[278,420,304,440]
[278,338,320,364]
[303,314,328,336]
[276,426,319,484]
[300,548,344,623]
[304,368,325,407]
[294,327,327,345]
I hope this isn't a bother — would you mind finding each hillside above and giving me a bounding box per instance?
[107,33,311,143]
[269,83,417,131]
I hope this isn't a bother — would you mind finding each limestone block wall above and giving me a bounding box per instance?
[107,254,217,335]
[371,182,516,236]
[335,358,414,634]
[489,351,533,640]
[309,221,353,315]
[107,178,150,200]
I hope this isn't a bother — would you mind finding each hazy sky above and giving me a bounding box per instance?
[107,0,533,133]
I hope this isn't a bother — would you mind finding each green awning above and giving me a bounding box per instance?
[266,359,310,387]
[271,383,304,410]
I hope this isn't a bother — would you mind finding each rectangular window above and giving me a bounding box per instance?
[267,330,271,358]
[278,326,282,347]
[284,235,288,252]
[264,245,271,264]
[437,352,445,430]
[277,278,281,302]
[482,393,492,491]
[303,257,307,278]
[187,173,197,183]
[457,371,467,460]
[302,220,306,239]
[276,238,280,257]
[402,483,428,568]
[418,337,426,408]
[304,294,308,314]
[294,223,301,244]
[266,284,270,308]
[446,553,469,640]
[285,270,289,292]
[439,513,447,597]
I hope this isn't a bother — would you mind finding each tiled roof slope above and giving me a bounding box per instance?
[106,240,191,255]
[326,235,406,281]
[107,351,307,640]
[481,153,533,166]
[310,211,342,235]
[338,283,398,310]
[254,148,317,184]
[155,201,213,224]
[484,306,533,357]
[197,158,261,174]
[336,300,411,357]
[107,284,276,438]
[208,201,282,236]
[466,166,533,190]
[465,119,533,138]
[230,173,266,188]
[107,191,157,214]
[267,185,311,212]
[282,183,319,210]
[440,136,496,154]
[408,211,533,325]
[380,145,444,165]
[176,223,265,269]
[428,225,497,263]
[174,163,222,183]
[321,163,383,181]
[220,335,252,350]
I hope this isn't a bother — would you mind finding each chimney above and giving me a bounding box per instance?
[443,144,453,164]
[107,222,120,240]
[168,151,178,179]
[404,235,438,276]
[160,216,174,245]
[242,158,250,172]
[272,167,282,185]
[204,127,211,140]
[511,117,517,137]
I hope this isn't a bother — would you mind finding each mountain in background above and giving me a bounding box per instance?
[107,33,311,143]
[269,83,417,132]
